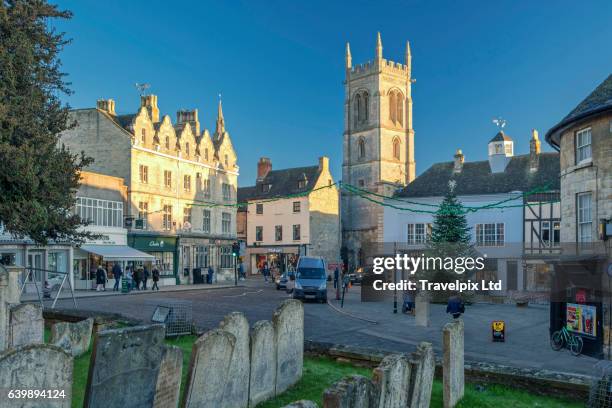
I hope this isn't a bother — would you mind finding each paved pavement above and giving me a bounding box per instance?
[49,277,598,376]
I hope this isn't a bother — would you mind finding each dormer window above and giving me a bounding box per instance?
[261,183,272,193]
[298,180,307,189]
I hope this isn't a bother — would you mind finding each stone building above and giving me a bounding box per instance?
[342,33,416,271]
[61,95,239,284]
[238,157,340,276]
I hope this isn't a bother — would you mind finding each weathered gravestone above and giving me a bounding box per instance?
[372,354,411,408]
[51,317,94,357]
[322,375,377,408]
[84,324,182,408]
[443,319,464,408]
[249,320,276,406]
[408,342,435,408]
[283,400,319,408]
[415,292,430,327]
[218,312,250,408]
[182,329,236,408]
[0,344,72,408]
[273,299,304,395]
[9,303,43,348]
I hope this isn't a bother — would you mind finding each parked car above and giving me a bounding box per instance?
[348,271,364,285]
[275,271,295,290]
[292,256,327,303]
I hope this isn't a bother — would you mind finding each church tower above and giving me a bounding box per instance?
[341,33,415,269]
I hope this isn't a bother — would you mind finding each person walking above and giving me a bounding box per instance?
[95,265,106,292]
[112,263,122,291]
[238,262,245,280]
[133,266,142,290]
[126,266,134,292]
[142,266,150,290]
[263,263,270,282]
[446,294,465,319]
[152,266,160,291]
[207,265,214,284]
[333,267,340,289]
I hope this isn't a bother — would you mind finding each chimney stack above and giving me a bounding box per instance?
[140,94,160,123]
[97,99,116,116]
[530,129,541,172]
[453,149,464,173]
[319,156,329,172]
[257,157,272,181]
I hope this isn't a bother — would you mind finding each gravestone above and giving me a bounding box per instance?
[0,266,10,352]
[183,329,236,408]
[372,354,411,408]
[415,292,429,327]
[283,401,318,408]
[0,344,72,407]
[218,312,250,408]
[443,319,464,408]
[273,299,304,395]
[85,324,182,408]
[249,320,276,406]
[9,303,43,348]
[51,317,94,357]
[153,346,183,408]
[322,375,377,408]
[408,342,435,408]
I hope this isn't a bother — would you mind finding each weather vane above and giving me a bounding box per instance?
[492,117,507,130]
[135,83,151,96]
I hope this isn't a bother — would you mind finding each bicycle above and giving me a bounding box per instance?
[550,326,584,356]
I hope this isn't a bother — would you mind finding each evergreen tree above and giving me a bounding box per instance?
[0,0,92,244]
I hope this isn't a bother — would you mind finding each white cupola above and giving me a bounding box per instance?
[488,131,513,173]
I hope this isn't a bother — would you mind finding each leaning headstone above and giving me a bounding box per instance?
[283,400,318,408]
[153,346,183,408]
[372,354,411,408]
[322,375,377,408]
[273,299,304,395]
[443,319,464,408]
[183,329,236,408]
[415,292,429,327]
[218,312,250,408]
[249,320,276,406]
[0,344,72,407]
[408,342,435,408]
[51,317,94,357]
[85,324,182,408]
[9,303,43,348]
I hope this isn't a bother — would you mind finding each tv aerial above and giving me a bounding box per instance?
[135,83,151,96]
[492,117,507,129]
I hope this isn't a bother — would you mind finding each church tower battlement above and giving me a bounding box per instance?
[341,32,416,269]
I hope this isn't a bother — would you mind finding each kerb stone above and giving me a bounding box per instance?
[273,299,304,395]
[443,319,464,408]
[249,320,276,406]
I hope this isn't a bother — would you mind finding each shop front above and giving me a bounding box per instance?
[248,245,301,279]
[128,234,179,286]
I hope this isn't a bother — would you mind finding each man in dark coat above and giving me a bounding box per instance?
[96,265,106,292]
[151,266,160,291]
[207,266,214,284]
[446,294,465,319]
[142,266,150,290]
[133,267,142,290]
[112,263,122,291]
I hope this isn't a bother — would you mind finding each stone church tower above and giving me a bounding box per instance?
[341,33,415,269]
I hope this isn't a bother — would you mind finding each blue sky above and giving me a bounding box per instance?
[55,0,612,186]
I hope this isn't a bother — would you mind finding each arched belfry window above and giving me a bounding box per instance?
[358,137,366,159]
[354,91,369,126]
[393,137,401,160]
[389,90,404,126]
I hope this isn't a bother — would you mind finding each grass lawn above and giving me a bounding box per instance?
[44,329,582,408]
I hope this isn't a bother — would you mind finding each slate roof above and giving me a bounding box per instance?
[546,74,612,147]
[395,153,560,198]
[238,165,322,202]
[489,131,512,142]
[113,114,136,128]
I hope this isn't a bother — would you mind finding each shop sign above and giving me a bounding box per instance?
[566,303,596,338]
[131,236,177,252]
[491,320,505,342]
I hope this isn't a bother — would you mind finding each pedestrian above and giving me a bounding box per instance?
[446,294,465,319]
[112,263,122,291]
[95,265,106,292]
[133,266,142,290]
[333,267,339,289]
[143,266,150,290]
[402,291,415,314]
[263,263,269,282]
[126,266,134,292]
[207,265,214,284]
[152,266,160,291]
[238,262,245,280]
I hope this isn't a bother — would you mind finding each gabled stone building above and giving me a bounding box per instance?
[238,157,340,276]
[61,95,239,284]
[342,33,416,271]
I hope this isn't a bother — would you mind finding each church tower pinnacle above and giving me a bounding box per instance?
[345,42,352,71]
[215,98,225,138]
[375,32,383,61]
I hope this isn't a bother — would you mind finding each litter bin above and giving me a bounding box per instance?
[193,268,203,284]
